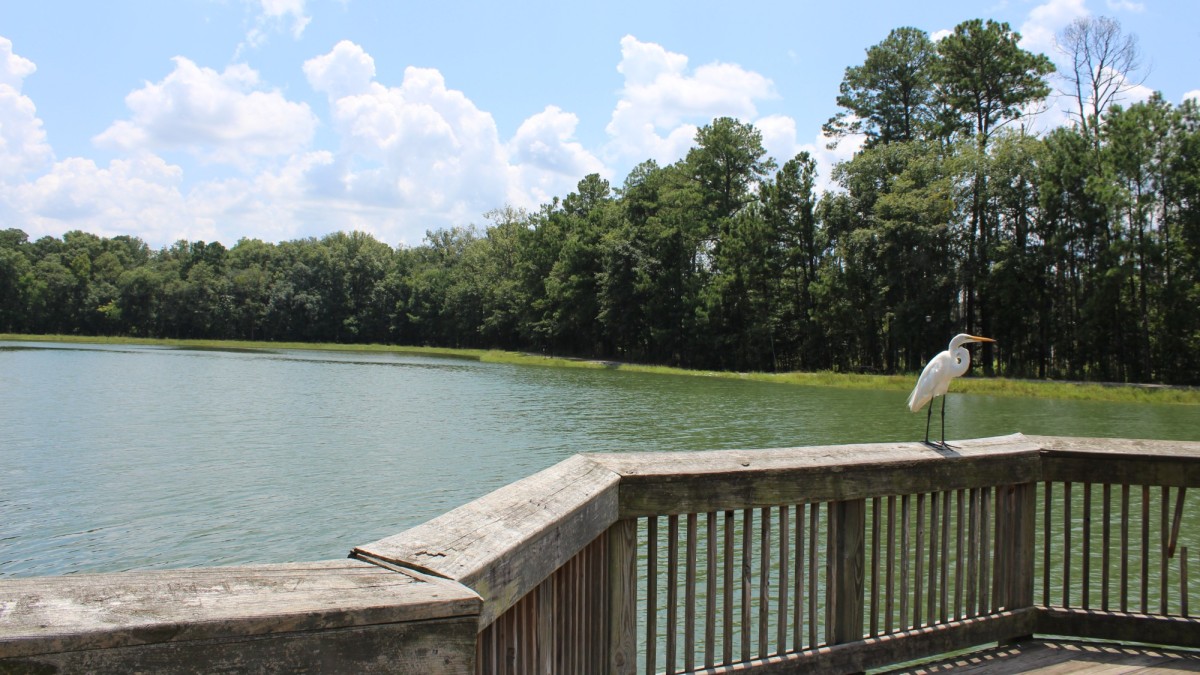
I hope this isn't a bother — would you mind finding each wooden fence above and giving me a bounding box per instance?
[3,434,1197,673]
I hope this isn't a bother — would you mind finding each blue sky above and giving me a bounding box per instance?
[1,0,1196,249]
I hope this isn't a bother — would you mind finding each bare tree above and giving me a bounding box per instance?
[1056,16,1147,146]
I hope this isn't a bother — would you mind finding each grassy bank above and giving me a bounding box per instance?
[4,334,1197,405]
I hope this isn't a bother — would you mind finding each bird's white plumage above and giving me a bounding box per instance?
[907,333,991,412]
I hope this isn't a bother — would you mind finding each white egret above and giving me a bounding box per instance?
[907,333,996,447]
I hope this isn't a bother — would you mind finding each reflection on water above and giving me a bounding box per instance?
[1,341,1196,577]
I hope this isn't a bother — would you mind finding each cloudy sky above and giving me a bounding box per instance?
[1,0,1196,249]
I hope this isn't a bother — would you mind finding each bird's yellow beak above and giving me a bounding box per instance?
[968,335,996,343]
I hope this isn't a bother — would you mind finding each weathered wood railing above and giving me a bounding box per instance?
[2,434,1197,673]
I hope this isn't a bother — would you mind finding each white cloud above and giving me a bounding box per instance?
[604,35,777,167]
[1106,0,1145,12]
[94,57,317,168]
[6,154,200,243]
[0,37,53,180]
[242,0,311,51]
[303,39,376,101]
[1019,0,1088,56]
[1184,90,1200,104]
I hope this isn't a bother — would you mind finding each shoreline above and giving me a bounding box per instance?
[3,333,1196,405]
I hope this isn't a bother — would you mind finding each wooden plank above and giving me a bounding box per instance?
[927,491,940,624]
[954,489,964,621]
[979,486,991,614]
[1035,607,1200,649]
[1040,454,1200,488]
[1101,483,1111,611]
[808,504,819,648]
[1121,483,1130,613]
[758,506,770,658]
[1183,546,1190,618]
[886,495,896,634]
[830,499,866,645]
[940,490,951,623]
[1042,481,1052,607]
[1082,482,1091,609]
[900,494,911,630]
[667,514,679,674]
[893,638,1200,673]
[1062,481,1072,608]
[741,508,753,661]
[793,503,804,651]
[871,497,881,637]
[914,493,926,629]
[2,616,480,675]
[354,454,620,628]
[706,511,717,668]
[686,512,698,671]
[723,510,734,666]
[1142,484,1150,614]
[680,609,1037,675]
[966,488,979,617]
[606,519,637,675]
[1161,486,1170,615]
[778,505,790,653]
[596,436,1043,518]
[646,517,658,675]
[0,560,480,661]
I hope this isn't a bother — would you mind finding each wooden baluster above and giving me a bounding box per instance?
[1121,484,1130,613]
[1141,485,1150,614]
[871,496,881,637]
[830,498,866,644]
[940,490,951,623]
[1161,486,1170,616]
[1082,483,1092,610]
[778,505,790,654]
[927,491,940,623]
[883,494,892,629]
[979,486,991,614]
[1063,482,1072,609]
[646,517,657,675]
[900,494,910,630]
[1102,484,1111,611]
[723,510,734,666]
[886,495,896,634]
[966,487,979,617]
[954,489,965,621]
[794,503,805,651]
[666,514,678,674]
[809,503,819,648]
[685,513,697,672]
[758,507,771,659]
[705,512,716,669]
[914,493,925,629]
[741,509,753,662]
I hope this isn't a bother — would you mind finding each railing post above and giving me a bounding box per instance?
[829,498,866,645]
[607,518,638,675]
[994,482,1036,638]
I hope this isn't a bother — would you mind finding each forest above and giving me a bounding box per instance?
[0,18,1197,384]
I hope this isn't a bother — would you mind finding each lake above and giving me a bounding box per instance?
[1,341,1197,578]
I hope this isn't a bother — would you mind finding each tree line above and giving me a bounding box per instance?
[1,18,1197,384]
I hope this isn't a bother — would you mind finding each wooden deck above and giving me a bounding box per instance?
[883,639,1200,673]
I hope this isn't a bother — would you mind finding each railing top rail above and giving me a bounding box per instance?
[0,560,480,660]
[353,453,621,628]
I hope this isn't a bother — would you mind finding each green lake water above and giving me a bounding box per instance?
[1,341,1196,578]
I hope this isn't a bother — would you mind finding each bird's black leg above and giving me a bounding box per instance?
[924,400,933,446]
[940,395,949,448]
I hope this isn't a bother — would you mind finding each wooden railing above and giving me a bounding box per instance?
[351,434,1198,674]
[3,434,1197,673]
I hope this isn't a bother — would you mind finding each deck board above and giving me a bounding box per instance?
[880,640,1200,674]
